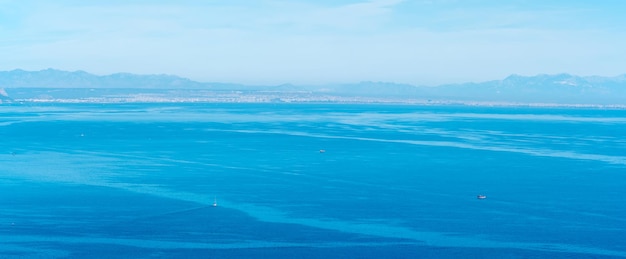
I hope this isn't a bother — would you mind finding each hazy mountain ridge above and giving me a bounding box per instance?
[1,69,625,104]
[433,73,626,103]
[0,68,209,89]
[0,69,299,91]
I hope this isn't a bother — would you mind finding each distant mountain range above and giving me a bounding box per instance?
[1,69,625,105]
[0,69,214,89]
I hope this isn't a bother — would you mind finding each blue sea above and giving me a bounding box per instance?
[1,103,625,258]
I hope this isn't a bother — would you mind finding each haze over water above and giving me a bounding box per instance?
[1,103,626,258]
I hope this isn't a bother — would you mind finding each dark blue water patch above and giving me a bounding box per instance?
[31,243,626,259]
[1,180,197,236]
[1,179,414,256]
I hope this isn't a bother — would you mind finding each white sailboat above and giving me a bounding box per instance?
[212,197,218,207]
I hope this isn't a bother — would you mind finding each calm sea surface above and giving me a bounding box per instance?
[1,103,625,258]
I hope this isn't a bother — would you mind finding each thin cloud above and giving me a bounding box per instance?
[1,0,625,85]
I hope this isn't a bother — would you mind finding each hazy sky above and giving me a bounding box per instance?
[1,0,625,85]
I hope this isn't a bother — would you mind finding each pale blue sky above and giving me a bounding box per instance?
[1,0,625,85]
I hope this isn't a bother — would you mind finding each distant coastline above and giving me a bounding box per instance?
[2,88,625,109]
[1,69,625,107]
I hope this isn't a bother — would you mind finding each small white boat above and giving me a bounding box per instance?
[212,197,218,207]
[477,195,487,199]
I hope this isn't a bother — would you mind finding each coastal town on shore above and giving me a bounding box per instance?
[2,88,624,109]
